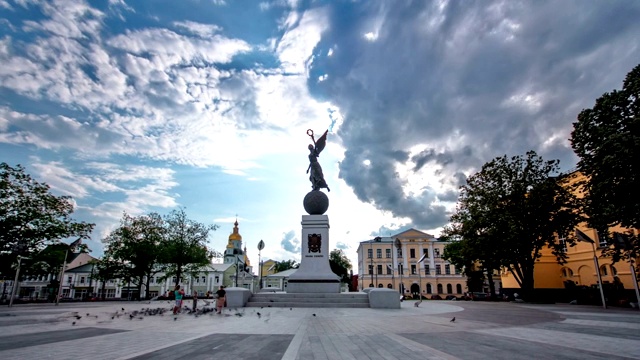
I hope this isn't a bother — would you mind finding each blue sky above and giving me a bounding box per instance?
[1,0,639,272]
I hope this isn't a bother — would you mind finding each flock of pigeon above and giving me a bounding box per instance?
[64,301,315,326]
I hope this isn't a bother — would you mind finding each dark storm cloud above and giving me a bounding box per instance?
[280,230,300,254]
[310,0,640,230]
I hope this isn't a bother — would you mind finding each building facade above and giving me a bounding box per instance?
[357,229,468,297]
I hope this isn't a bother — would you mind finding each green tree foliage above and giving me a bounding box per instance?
[445,151,582,299]
[329,249,352,283]
[90,256,122,300]
[442,238,486,293]
[159,208,218,286]
[0,163,94,279]
[273,259,298,273]
[570,63,640,261]
[103,212,165,300]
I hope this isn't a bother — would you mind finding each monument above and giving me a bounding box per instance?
[286,129,341,293]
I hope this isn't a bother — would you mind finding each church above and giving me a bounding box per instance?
[223,220,256,288]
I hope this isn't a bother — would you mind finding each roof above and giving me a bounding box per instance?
[207,263,234,272]
[65,263,95,273]
[266,268,298,278]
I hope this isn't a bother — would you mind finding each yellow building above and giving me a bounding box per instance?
[501,171,640,294]
[357,229,467,298]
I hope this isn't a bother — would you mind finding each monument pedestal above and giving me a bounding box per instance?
[287,215,341,293]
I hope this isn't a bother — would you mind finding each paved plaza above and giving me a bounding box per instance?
[0,299,639,359]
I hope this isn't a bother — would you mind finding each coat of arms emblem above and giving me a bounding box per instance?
[308,233,321,253]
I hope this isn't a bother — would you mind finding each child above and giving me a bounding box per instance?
[173,285,185,315]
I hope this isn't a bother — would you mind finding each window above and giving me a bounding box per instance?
[369,265,374,275]
[398,264,404,275]
[437,284,443,293]
[423,249,429,258]
[378,284,383,288]
[195,277,199,283]
[612,266,617,276]
[426,283,432,294]
[201,276,205,283]
[446,284,453,294]
[369,283,374,288]
[424,264,430,274]
[67,276,72,284]
[386,264,392,275]
[456,284,463,294]
[411,265,416,275]
[455,267,461,275]
[558,237,567,252]
[434,248,440,258]
[386,249,391,258]
[377,264,383,274]
[445,265,451,275]
[215,276,220,283]
[597,231,608,248]
[600,265,608,276]
[397,248,402,258]
[377,249,382,258]
[80,277,85,284]
[387,284,392,289]
[368,249,373,258]
[436,265,441,275]
[410,249,416,258]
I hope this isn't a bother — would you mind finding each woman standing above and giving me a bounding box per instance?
[173,285,184,315]
[215,286,226,314]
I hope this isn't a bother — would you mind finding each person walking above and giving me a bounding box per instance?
[215,286,226,314]
[192,290,198,312]
[173,285,184,315]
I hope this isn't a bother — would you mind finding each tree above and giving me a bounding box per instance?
[0,163,94,279]
[103,212,165,300]
[90,256,122,300]
[445,151,582,299]
[158,208,218,286]
[570,63,640,261]
[273,260,298,273]
[442,237,485,293]
[329,249,352,283]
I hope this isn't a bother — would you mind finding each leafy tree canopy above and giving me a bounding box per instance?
[0,163,94,278]
[329,249,352,283]
[273,259,298,273]
[158,208,219,285]
[571,63,640,260]
[444,151,582,298]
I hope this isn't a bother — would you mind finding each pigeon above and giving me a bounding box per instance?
[174,317,177,321]
[72,321,76,325]
[122,307,125,311]
[269,299,274,302]
[450,317,456,322]
[312,314,316,317]
[290,308,292,311]
[257,312,261,318]
[86,313,90,316]
[414,300,422,307]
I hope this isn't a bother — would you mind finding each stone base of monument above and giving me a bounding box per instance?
[287,213,341,293]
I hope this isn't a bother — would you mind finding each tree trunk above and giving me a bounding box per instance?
[486,268,496,298]
[101,281,106,301]
[145,275,151,300]
[137,275,144,301]
[520,263,535,301]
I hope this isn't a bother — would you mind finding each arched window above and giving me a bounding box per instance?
[446,284,453,294]
[387,284,392,289]
[600,265,608,276]
[456,284,462,294]
[562,268,567,277]
[437,284,443,294]
[378,283,383,288]
[426,283,432,294]
[611,266,617,276]
[369,283,374,287]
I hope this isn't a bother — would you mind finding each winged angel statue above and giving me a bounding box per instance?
[306,129,330,192]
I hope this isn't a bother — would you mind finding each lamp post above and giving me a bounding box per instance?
[417,253,427,299]
[9,255,30,307]
[394,238,403,295]
[388,264,395,291]
[576,229,606,309]
[257,240,265,290]
[369,239,374,288]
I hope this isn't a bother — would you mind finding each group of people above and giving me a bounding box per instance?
[172,285,227,315]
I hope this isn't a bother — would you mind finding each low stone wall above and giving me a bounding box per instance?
[368,288,400,309]
[225,287,252,308]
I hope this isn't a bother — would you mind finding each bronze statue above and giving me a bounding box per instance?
[306,129,330,192]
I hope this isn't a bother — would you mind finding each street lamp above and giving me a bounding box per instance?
[394,238,403,295]
[369,238,374,287]
[257,240,265,290]
[417,253,427,299]
[387,264,395,291]
[576,229,606,309]
[9,255,30,307]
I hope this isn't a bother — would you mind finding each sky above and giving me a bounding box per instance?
[1,0,639,273]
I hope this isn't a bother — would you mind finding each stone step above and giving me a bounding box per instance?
[246,301,370,308]
[248,297,369,304]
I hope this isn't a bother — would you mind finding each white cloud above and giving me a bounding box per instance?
[173,20,222,38]
[276,7,329,74]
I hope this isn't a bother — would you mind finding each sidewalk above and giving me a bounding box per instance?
[0,300,638,359]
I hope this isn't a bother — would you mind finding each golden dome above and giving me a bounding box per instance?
[228,219,242,241]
